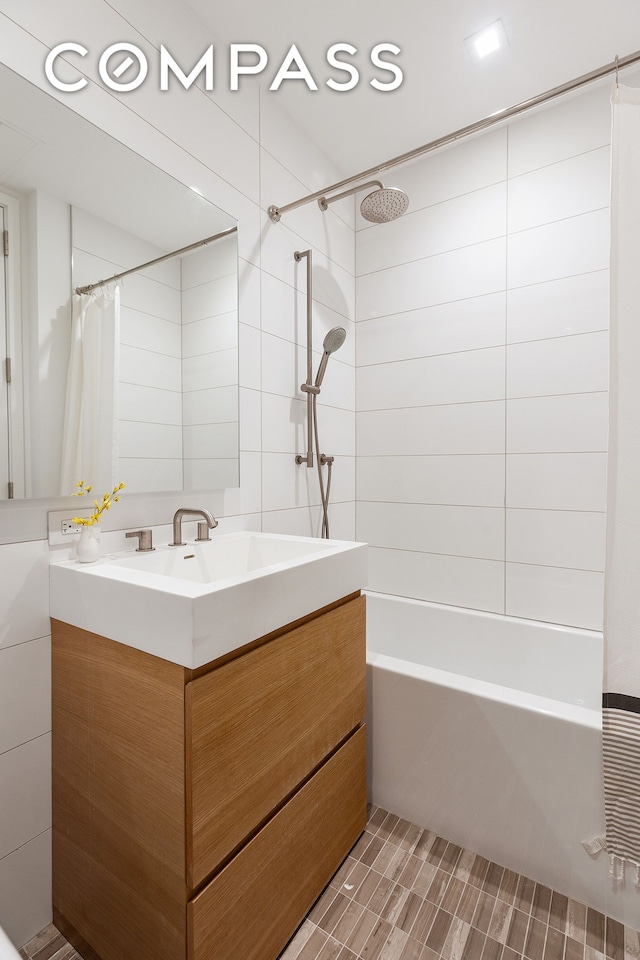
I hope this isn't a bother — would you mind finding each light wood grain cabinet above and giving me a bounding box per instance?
[52,592,367,960]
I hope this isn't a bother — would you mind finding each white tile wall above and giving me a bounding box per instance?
[355,77,611,630]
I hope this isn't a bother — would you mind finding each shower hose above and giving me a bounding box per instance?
[312,393,333,539]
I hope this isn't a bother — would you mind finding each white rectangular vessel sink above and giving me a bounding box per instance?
[50,531,368,668]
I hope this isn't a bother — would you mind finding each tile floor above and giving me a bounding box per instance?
[18,805,640,960]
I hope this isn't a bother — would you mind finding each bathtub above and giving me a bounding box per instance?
[0,927,21,960]
[366,592,640,928]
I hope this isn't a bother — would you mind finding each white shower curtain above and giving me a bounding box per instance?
[601,83,640,883]
[59,287,120,496]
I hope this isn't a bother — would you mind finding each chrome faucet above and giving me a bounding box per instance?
[170,508,218,546]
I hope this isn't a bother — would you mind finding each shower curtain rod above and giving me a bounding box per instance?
[75,224,238,295]
[268,47,640,222]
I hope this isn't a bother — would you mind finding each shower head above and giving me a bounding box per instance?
[314,326,347,389]
[318,179,409,224]
[359,186,409,223]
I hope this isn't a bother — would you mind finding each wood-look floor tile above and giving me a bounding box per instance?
[506,908,530,954]
[412,861,438,898]
[410,900,438,944]
[32,934,69,960]
[317,937,345,960]
[426,837,449,868]
[345,910,380,954]
[381,883,411,925]
[624,927,640,960]
[398,854,423,890]
[515,876,536,914]
[606,918,625,960]
[454,849,478,884]
[368,874,398,916]
[319,893,351,934]
[362,836,387,868]
[503,948,522,960]
[531,885,552,925]
[524,917,547,960]
[413,830,438,862]
[442,876,466,916]
[498,869,520,906]
[310,888,339,924]
[456,883,482,925]
[442,917,471,960]
[298,927,332,960]
[544,926,565,960]
[568,901,588,943]
[284,924,318,960]
[587,909,606,954]
[380,927,410,960]
[332,900,368,946]
[353,868,385,908]
[399,824,425,855]
[483,863,505,899]
[337,947,358,960]
[361,918,393,960]
[395,892,425,935]
[440,843,464,874]
[398,936,425,960]
[473,892,497,936]
[468,856,491,890]
[481,935,503,960]
[389,819,413,847]
[565,937,586,960]
[488,900,513,945]
[426,868,453,908]
[378,815,401,842]
[426,909,455,955]
[462,926,487,960]
[368,806,387,830]
[548,892,568,932]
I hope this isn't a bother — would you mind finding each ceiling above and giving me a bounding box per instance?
[186,0,640,177]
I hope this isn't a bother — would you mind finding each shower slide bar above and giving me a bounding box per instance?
[268,47,640,223]
[75,225,238,295]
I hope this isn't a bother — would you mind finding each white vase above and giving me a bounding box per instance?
[76,524,101,563]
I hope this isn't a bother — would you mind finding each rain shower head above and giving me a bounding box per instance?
[318,179,409,223]
[314,326,347,388]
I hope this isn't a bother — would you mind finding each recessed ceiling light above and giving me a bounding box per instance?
[464,19,509,63]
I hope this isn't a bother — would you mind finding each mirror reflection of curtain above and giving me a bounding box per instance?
[59,287,120,496]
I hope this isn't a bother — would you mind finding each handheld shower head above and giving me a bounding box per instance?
[314,326,347,388]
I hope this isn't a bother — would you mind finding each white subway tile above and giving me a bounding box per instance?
[506,271,609,343]
[262,453,320,511]
[183,459,239,491]
[238,258,261,330]
[119,383,182,426]
[357,238,506,321]
[0,638,50,754]
[183,386,239,426]
[239,388,261,453]
[507,83,611,178]
[119,271,182,323]
[357,347,505,410]
[506,562,604,630]
[506,392,608,453]
[119,306,181,356]
[506,508,606,570]
[506,453,607,511]
[507,331,609,399]
[118,421,182,460]
[239,323,261,391]
[508,146,610,233]
[507,209,610,289]
[181,274,237,324]
[117,458,183,494]
[365,547,504,614]
[357,501,504,560]
[357,402,505,456]
[261,333,299,399]
[0,830,51,950]
[262,392,307,455]
[0,735,51,860]
[357,455,505,507]
[261,504,324,539]
[183,348,238,391]
[0,541,50,651]
[182,312,237,357]
[181,235,237,287]
[120,345,181,392]
[357,183,507,275]
[357,292,506,367]
[183,422,238,460]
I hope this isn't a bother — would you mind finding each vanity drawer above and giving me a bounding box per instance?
[185,595,366,888]
[188,724,366,960]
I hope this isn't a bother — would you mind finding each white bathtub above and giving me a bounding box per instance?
[0,927,21,960]
[366,592,640,929]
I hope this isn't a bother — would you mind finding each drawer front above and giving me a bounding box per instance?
[188,725,367,960]
[186,595,365,888]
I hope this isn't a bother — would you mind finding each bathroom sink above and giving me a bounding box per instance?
[49,531,368,668]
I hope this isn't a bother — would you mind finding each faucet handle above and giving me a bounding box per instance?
[196,521,211,542]
[126,529,155,552]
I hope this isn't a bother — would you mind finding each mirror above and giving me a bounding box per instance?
[0,63,239,500]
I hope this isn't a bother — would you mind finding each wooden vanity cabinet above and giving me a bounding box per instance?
[52,592,366,960]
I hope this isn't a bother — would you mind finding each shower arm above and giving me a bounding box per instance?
[317,180,383,211]
[294,249,317,468]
